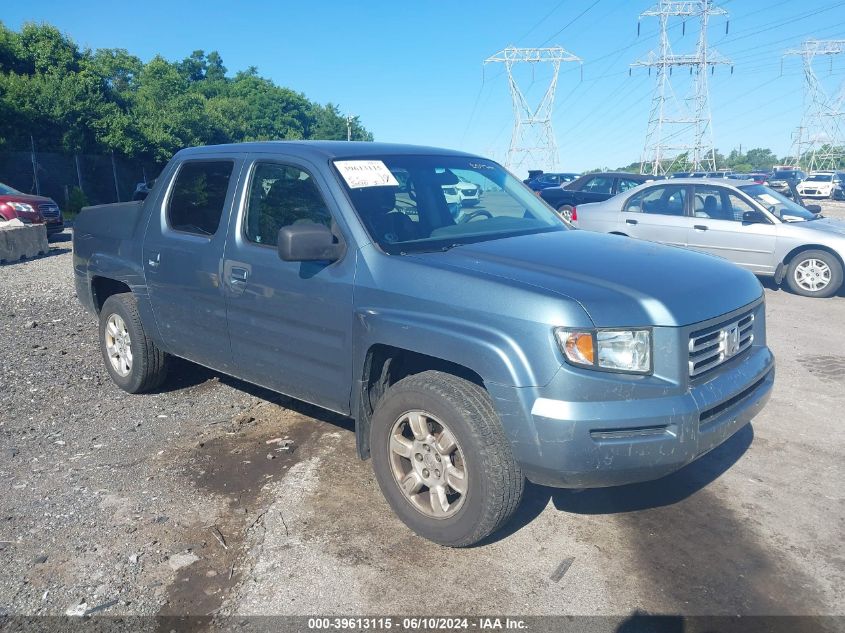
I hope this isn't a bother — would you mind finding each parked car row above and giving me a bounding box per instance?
[0,181,64,236]
[571,177,845,298]
[539,172,659,222]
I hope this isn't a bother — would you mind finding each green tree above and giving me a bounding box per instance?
[0,20,374,164]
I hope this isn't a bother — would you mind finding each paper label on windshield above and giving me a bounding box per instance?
[335,160,399,189]
[758,193,780,206]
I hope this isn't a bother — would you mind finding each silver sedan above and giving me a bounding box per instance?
[573,178,845,298]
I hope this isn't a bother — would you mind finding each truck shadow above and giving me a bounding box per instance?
[490,422,754,542]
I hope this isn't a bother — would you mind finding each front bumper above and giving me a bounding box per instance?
[45,218,65,234]
[488,342,774,489]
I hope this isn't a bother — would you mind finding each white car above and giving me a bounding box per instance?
[455,177,481,207]
[797,171,845,200]
[441,185,462,216]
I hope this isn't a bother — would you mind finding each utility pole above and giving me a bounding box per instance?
[30,136,41,195]
[784,39,845,171]
[632,1,731,175]
[346,115,355,142]
[484,46,581,175]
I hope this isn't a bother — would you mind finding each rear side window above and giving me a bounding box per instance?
[626,185,687,216]
[244,163,331,246]
[167,161,234,236]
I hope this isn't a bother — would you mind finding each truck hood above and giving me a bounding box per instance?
[410,230,762,327]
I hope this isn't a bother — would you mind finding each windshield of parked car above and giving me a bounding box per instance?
[739,184,818,221]
[806,173,833,182]
[0,183,22,195]
[334,155,566,254]
[773,171,800,179]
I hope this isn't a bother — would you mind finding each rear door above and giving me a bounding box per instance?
[222,156,355,414]
[619,183,691,247]
[143,157,243,372]
[685,184,777,274]
[575,175,616,204]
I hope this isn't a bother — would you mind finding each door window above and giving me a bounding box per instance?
[244,163,331,246]
[167,161,234,236]
[625,185,687,216]
[617,178,642,193]
[582,176,614,194]
[693,186,755,222]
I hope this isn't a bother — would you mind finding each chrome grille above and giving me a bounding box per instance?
[689,312,754,377]
[38,203,60,217]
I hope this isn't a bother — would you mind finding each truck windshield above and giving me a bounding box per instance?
[334,155,566,254]
[738,184,818,222]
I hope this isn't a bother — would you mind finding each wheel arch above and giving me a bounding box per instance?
[354,344,487,460]
[91,276,132,313]
[782,244,845,271]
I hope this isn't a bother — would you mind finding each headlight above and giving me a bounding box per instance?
[9,202,35,213]
[555,328,652,374]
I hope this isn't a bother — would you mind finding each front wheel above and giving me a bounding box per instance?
[99,293,169,393]
[785,250,843,298]
[370,371,524,547]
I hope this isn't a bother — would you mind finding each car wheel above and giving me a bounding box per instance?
[99,293,169,393]
[370,370,524,547]
[557,205,574,222]
[785,250,843,298]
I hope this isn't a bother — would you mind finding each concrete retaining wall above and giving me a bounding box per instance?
[0,221,49,264]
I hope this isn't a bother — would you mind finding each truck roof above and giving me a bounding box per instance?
[175,141,477,161]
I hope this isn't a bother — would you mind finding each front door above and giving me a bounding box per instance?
[143,158,242,372]
[686,185,778,274]
[223,158,355,414]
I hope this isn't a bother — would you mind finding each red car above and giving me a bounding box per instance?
[0,182,64,236]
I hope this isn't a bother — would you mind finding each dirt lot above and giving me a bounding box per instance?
[1,205,844,628]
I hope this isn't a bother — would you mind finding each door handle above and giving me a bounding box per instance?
[625,219,638,225]
[229,267,249,283]
[147,253,160,268]
[693,225,709,231]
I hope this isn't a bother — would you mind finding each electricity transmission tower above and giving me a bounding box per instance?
[633,1,731,175]
[484,46,581,174]
[784,39,845,171]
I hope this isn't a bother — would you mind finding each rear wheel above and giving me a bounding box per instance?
[785,250,843,298]
[557,204,574,222]
[370,371,523,547]
[99,293,169,393]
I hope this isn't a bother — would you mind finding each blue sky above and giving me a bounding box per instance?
[5,0,845,173]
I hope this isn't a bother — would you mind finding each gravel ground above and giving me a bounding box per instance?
[1,204,844,625]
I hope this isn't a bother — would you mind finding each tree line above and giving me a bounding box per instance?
[0,21,373,165]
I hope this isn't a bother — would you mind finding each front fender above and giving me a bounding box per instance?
[352,307,554,390]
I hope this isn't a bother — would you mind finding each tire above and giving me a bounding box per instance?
[557,204,574,222]
[370,370,524,547]
[785,250,843,298]
[99,293,169,393]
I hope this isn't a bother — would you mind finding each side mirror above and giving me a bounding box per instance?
[742,210,769,225]
[277,224,344,262]
[804,204,822,213]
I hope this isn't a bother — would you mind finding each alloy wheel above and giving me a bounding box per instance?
[387,410,467,519]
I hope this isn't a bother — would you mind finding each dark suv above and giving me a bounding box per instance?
[768,169,806,194]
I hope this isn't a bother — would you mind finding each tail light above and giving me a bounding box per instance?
[571,207,578,221]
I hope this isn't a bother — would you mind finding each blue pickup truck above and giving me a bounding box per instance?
[73,142,774,546]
